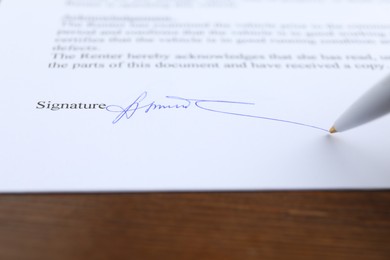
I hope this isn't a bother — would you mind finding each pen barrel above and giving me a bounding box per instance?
[334,74,390,132]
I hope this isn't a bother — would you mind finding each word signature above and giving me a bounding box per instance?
[106,92,327,132]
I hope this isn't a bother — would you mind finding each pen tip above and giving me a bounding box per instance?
[329,127,337,134]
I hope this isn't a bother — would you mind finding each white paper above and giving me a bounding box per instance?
[1,0,390,192]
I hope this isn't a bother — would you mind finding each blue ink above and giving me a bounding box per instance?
[106,91,328,132]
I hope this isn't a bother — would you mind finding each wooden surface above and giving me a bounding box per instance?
[0,192,389,260]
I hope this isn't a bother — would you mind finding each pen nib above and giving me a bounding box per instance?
[329,127,337,134]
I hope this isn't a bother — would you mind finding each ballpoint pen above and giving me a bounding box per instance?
[330,73,390,133]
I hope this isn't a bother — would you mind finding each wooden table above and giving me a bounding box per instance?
[0,191,389,259]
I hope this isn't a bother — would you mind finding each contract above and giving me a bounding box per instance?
[0,0,390,192]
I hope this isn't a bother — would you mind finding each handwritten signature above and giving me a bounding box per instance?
[105,91,327,132]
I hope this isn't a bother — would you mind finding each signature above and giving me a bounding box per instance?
[105,91,327,132]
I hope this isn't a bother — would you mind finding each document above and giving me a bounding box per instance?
[1,0,390,192]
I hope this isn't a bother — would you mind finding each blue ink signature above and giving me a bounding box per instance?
[106,91,327,132]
